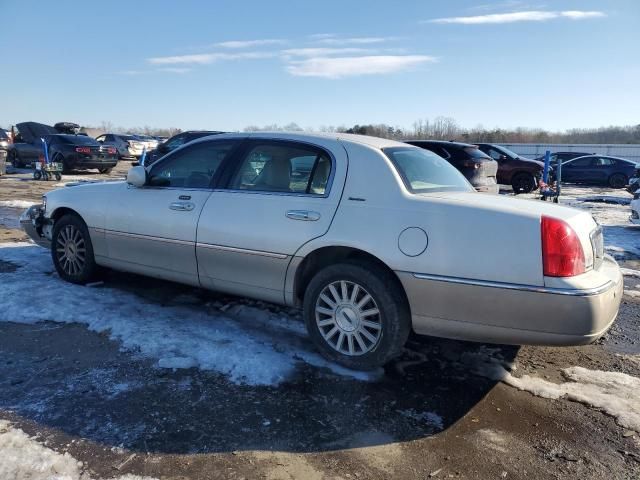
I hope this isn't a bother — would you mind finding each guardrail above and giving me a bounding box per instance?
[498,143,640,162]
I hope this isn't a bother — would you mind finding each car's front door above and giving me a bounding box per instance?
[196,138,346,303]
[104,140,239,286]
[562,157,594,183]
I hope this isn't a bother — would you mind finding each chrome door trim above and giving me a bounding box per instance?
[105,229,193,246]
[196,242,288,259]
[411,272,615,297]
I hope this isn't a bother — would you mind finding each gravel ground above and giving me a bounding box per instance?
[0,162,639,479]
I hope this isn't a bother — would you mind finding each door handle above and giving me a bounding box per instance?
[286,210,320,221]
[170,201,195,211]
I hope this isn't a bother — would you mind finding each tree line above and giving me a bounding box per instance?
[246,118,640,144]
[86,118,640,144]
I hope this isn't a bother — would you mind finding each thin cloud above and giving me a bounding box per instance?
[214,39,285,49]
[427,10,605,24]
[117,70,145,76]
[147,51,277,65]
[282,47,371,57]
[157,67,192,74]
[286,55,436,79]
[318,36,392,45]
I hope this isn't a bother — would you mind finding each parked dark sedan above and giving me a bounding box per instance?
[45,134,118,173]
[405,140,498,194]
[534,151,594,163]
[143,130,224,165]
[562,155,638,188]
[475,143,544,194]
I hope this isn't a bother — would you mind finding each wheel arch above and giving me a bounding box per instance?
[290,245,411,314]
[50,206,84,224]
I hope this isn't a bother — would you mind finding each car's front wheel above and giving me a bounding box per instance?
[303,261,410,370]
[51,213,98,284]
[511,172,536,194]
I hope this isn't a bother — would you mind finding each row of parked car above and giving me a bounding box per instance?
[1,122,639,198]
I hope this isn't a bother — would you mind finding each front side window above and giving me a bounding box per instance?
[230,142,332,195]
[565,157,592,167]
[148,141,235,188]
[384,146,474,193]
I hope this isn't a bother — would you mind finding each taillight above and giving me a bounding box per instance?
[107,147,117,155]
[541,216,585,277]
[75,147,91,154]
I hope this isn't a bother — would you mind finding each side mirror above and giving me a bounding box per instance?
[499,155,508,161]
[126,165,147,187]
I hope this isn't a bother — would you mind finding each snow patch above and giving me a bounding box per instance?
[0,200,36,209]
[0,420,157,480]
[621,268,640,278]
[0,243,381,386]
[469,356,640,432]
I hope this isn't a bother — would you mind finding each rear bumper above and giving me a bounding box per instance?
[397,256,623,346]
[68,159,117,170]
[20,204,51,248]
[631,199,640,224]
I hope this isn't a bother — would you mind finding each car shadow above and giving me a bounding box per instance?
[0,248,517,454]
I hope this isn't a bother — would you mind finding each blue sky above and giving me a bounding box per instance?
[1,0,638,132]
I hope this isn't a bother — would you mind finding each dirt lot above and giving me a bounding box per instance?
[1,162,639,479]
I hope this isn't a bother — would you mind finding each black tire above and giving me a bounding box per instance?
[98,167,113,174]
[54,153,70,174]
[511,172,536,194]
[303,261,410,370]
[51,214,98,284]
[608,173,627,189]
[10,150,21,168]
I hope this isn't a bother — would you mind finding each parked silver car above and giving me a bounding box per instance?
[21,133,623,369]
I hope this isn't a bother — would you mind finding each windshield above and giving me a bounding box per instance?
[384,147,474,193]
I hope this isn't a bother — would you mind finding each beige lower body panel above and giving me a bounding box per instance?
[397,270,623,346]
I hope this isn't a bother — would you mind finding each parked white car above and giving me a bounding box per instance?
[21,133,623,369]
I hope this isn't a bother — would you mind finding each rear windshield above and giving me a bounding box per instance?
[56,135,99,145]
[465,146,491,159]
[383,147,474,193]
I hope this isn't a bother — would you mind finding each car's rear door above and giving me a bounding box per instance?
[196,138,347,303]
[104,139,241,285]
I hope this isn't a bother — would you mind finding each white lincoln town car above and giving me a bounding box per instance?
[21,132,623,370]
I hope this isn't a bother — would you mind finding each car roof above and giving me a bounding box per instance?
[405,139,476,148]
[565,154,636,163]
[194,131,410,150]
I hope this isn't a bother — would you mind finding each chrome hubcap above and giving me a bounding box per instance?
[56,225,86,276]
[315,280,382,356]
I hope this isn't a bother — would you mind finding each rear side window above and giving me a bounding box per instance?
[230,141,332,195]
[384,147,474,193]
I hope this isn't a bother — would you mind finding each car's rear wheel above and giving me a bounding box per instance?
[54,153,70,174]
[98,167,113,174]
[511,172,536,194]
[303,261,410,370]
[608,173,627,189]
[10,150,21,168]
[51,213,98,284]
